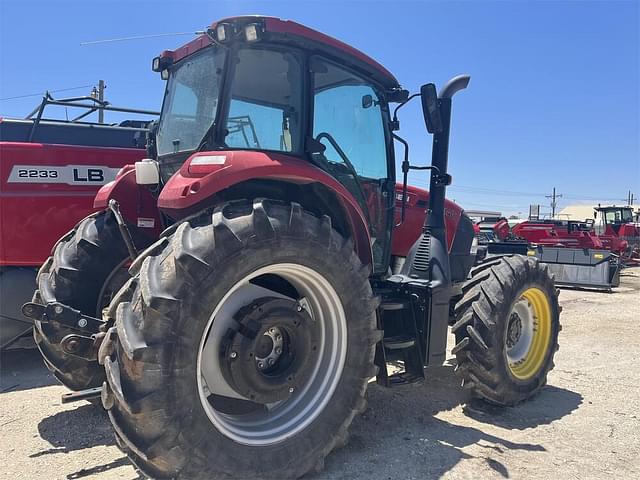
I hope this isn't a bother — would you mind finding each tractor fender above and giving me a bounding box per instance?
[93,166,163,236]
[158,150,373,268]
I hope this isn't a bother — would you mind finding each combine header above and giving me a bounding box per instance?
[480,216,623,291]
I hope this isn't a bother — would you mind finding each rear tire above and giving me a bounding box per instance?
[102,199,379,479]
[452,255,560,406]
[34,211,145,391]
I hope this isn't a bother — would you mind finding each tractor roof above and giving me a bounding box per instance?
[160,16,401,91]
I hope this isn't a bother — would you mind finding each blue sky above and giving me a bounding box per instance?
[1,0,638,216]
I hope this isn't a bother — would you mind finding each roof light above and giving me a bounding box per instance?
[215,23,232,43]
[244,24,261,42]
[161,69,170,80]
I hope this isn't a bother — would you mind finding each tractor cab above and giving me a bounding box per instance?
[150,17,404,271]
[595,205,635,235]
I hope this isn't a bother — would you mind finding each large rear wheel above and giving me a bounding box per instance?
[102,200,379,479]
[452,255,561,406]
[33,211,145,391]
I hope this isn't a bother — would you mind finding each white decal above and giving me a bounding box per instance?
[137,218,155,228]
[7,165,121,185]
[190,155,226,165]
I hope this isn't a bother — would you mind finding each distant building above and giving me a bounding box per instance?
[558,204,597,221]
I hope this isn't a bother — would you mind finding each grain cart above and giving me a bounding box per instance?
[23,17,561,479]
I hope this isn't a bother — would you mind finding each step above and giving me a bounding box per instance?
[383,335,416,350]
[379,299,411,311]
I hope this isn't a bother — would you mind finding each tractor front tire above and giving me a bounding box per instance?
[102,200,379,479]
[34,211,143,391]
[452,255,560,406]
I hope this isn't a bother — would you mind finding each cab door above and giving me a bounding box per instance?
[311,57,395,273]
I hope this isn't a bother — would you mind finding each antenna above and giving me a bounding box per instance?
[80,31,205,46]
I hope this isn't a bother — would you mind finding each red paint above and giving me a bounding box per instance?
[512,220,605,250]
[93,168,163,238]
[165,17,399,89]
[159,150,373,267]
[0,142,145,266]
[391,184,463,256]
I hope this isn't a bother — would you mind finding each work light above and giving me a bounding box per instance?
[244,24,261,42]
[215,23,232,43]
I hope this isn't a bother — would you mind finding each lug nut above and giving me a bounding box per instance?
[258,361,264,369]
[230,351,237,359]
[289,387,295,393]
[276,334,282,341]
[275,347,282,355]
[296,305,303,312]
[269,328,276,334]
[268,358,274,366]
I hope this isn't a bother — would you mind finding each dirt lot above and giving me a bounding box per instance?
[1,268,639,480]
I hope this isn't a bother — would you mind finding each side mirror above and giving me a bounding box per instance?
[361,94,373,109]
[420,83,443,134]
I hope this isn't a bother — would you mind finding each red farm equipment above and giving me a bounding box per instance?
[482,217,622,291]
[594,205,640,262]
[0,94,157,350]
[21,17,561,479]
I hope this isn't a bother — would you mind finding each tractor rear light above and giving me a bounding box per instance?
[244,24,261,42]
[135,159,160,185]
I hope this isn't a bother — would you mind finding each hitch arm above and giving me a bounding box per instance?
[22,301,104,335]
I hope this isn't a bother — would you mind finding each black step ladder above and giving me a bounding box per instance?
[375,298,425,386]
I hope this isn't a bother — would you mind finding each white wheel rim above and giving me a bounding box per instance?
[196,263,348,445]
[506,298,535,364]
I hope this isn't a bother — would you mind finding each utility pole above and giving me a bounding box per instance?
[91,80,106,123]
[628,190,635,206]
[97,80,105,124]
[546,187,563,218]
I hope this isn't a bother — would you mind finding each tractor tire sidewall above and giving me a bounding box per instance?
[106,201,378,480]
[500,280,559,389]
[453,255,560,406]
[34,211,145,391]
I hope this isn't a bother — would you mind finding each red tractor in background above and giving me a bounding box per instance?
[22,17,561,479]
[594,205,640,262]
[0,94,156,350]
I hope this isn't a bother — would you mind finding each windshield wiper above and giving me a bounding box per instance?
[196,121,219,151]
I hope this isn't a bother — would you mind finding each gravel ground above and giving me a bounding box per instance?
[1,268,639,480]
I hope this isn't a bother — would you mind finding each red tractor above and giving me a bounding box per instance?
[594,205,640,262]
[23,17,561,479]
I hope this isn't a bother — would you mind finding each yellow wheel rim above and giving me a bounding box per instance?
[506,287,552,380]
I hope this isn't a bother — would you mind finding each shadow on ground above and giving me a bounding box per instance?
[31,403,141,479]
[15,350,582,480]
[0,348,55,392]
[315,364,583,480]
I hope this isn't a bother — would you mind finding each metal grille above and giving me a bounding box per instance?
[412,234,430,271]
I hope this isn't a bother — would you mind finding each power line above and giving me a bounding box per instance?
[80,31,203,46]
[0,84,93,101]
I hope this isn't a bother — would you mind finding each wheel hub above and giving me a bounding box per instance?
[220,297,319,404]
[506,312,523,348]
